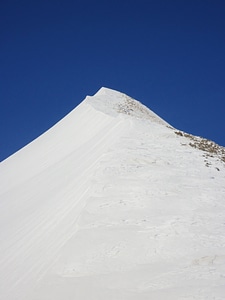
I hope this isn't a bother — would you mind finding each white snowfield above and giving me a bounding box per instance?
[0,87,225,300]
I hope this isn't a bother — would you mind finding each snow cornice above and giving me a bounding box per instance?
[85,87,170,126]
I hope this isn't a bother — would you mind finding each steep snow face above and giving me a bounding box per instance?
[0,88,225,300]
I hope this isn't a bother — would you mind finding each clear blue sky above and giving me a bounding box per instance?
[1,0,225,161]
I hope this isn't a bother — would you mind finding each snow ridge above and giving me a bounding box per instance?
[85,87,170,126]
[0,87,224,300]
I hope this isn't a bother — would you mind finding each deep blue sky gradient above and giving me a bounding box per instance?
[1,0,225,161]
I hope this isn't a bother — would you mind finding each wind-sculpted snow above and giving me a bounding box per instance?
[86,87,169,126]
[0,88,224,300]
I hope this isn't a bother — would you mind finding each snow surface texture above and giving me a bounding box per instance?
[0,87,225,300]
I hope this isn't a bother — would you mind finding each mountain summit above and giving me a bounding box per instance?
[85,87,169,125]
[0,88,225,300]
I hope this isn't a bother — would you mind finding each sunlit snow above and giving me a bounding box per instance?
[0,87,225,299]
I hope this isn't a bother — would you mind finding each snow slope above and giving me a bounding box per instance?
[0,87,225,300]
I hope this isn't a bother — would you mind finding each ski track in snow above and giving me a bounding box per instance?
[0,87,225,299]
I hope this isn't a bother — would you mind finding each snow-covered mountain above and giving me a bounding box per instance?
[0,87,225,300]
